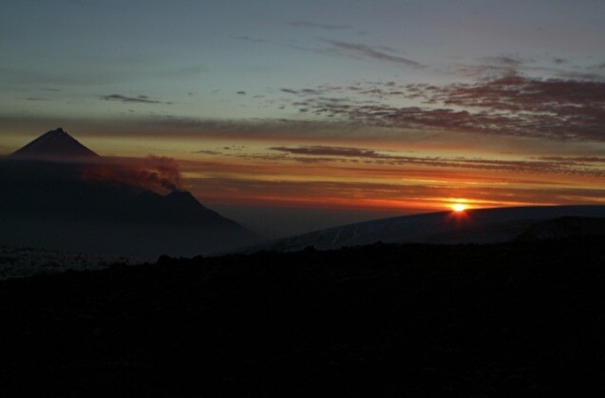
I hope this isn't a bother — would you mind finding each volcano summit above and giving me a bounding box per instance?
[10,127,98,159]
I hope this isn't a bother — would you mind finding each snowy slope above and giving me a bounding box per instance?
[263,205,605,252]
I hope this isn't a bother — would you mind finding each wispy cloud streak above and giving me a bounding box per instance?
[270,145,605,177]
[100,94,165,104]
[290,21,353,31]
[324,40,425,69]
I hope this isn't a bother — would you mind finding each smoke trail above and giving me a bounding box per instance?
[81,155,184,194]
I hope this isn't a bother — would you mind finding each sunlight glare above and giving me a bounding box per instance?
[452,203,466,212]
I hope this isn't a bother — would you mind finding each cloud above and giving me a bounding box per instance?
[427,75,605,112]
[324,40,425,69]
[194,150,221,155]
[233,35,424,70]
[100,94,164,104]
[458,55,529,77]
[538,156,605,164]
[448,54,603,82]
[234,36,270,44]
[269,145,605,177]
[271,145,381,158]
[290,21,353,31]
[413,74,605,140]
[273,73,605,142]
[487,55,526,66]
[281,88,299,95]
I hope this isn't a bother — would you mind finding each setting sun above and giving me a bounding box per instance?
[452,203,466,212]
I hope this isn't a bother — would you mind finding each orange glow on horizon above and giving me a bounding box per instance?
[74,134,605,215]
[451,203,466,212]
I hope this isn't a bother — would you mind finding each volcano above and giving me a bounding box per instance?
[10,127,98,159]
[0,128,262,258]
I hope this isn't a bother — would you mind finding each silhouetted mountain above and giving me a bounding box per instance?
[10,127,98,159]
[515,216,605,241]
[259,205,605,251]
[0,129,262,258]
[127,190,232,225]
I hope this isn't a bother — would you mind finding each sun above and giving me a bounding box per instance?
[451,203,466,212]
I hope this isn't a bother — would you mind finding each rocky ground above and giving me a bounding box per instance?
[0,246,140,280]
[1,237,605,396]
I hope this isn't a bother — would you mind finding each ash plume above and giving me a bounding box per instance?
[81,155,184,194]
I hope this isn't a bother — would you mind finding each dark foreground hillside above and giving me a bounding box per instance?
[1,238,605,396]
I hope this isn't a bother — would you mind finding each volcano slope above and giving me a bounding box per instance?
[1,237,605,396]
[1,128,260,258]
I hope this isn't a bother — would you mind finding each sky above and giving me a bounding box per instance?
[2,0,605,237]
